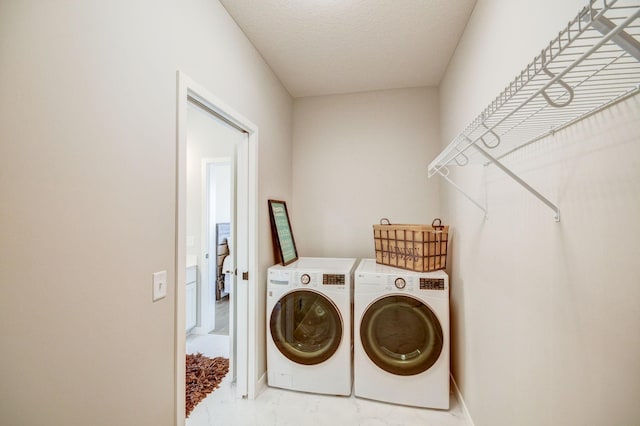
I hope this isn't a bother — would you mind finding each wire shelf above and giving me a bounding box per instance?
[429,0,640,176]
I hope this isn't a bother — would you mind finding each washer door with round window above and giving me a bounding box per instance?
[360,295,443,376]
[270,289,343,365]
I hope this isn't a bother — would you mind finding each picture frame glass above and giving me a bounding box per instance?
[268,200,298,265]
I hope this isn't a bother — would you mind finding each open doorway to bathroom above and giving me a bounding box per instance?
[184,97,242,360]
[185,157,233,366]
[176,72,259,425]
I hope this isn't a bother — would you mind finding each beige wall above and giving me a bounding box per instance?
[0,1,292,425]
[440,0,640,425]
[292,87,441,259]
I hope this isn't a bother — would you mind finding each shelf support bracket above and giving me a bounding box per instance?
[434,167,488,219]
[585,11,640,61]
[472,145,560,222]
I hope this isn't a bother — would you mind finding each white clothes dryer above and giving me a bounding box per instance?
[267,257,357,396]
[354,259,450,409]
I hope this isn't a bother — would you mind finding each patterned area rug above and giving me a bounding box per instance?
[186,353,229,417]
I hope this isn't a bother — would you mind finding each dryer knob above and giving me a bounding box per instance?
[300,274,311,285]
[394,277,406,289]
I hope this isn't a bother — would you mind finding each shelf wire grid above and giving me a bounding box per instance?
[429,0,640,175]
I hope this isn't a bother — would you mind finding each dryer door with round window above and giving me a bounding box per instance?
[270,289,343,365]
[360,295,443,376]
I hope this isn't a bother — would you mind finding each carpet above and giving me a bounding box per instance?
[186,353,230,417]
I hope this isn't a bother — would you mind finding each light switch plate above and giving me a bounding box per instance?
[152,270,167,301]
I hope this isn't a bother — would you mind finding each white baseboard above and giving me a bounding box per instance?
[451,375,475,426]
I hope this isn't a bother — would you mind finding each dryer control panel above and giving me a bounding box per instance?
[420,278,446,290]
[394,277,406,289]
[386,276,415,291]
[356,273,447,292]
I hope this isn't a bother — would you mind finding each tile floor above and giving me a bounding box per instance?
[185,334,468,426]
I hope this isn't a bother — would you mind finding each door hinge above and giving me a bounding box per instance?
[242,271,249,280]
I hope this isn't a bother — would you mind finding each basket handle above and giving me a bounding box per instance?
[379,218,391,225]
[432,218,444,230]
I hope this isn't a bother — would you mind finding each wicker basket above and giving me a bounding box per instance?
[373,218,449,272]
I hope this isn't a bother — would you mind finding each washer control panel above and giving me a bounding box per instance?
[323,274,346,285]
[289,271,347,289]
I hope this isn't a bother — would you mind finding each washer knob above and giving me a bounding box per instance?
[300,274,311,285]
[394,277,406,289]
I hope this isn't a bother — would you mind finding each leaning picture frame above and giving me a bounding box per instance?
[268,199,299,266]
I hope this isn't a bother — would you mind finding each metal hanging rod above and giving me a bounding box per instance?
[428,0,640,221]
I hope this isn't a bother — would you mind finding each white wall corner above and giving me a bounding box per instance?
[451,374,475,426]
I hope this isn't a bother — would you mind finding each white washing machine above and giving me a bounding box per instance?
[267,257,357,396]
[354,258,450,409]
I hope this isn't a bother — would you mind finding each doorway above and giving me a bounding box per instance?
[176,72,259,426]
[184,102,239,363]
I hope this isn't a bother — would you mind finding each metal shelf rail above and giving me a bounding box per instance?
[428,0,640,221]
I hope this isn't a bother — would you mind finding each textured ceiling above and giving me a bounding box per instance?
[219,0,477,98]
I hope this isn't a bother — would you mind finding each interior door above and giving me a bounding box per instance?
[233,132,249,397]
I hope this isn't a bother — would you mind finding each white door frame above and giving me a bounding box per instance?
[176,71,259,425]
